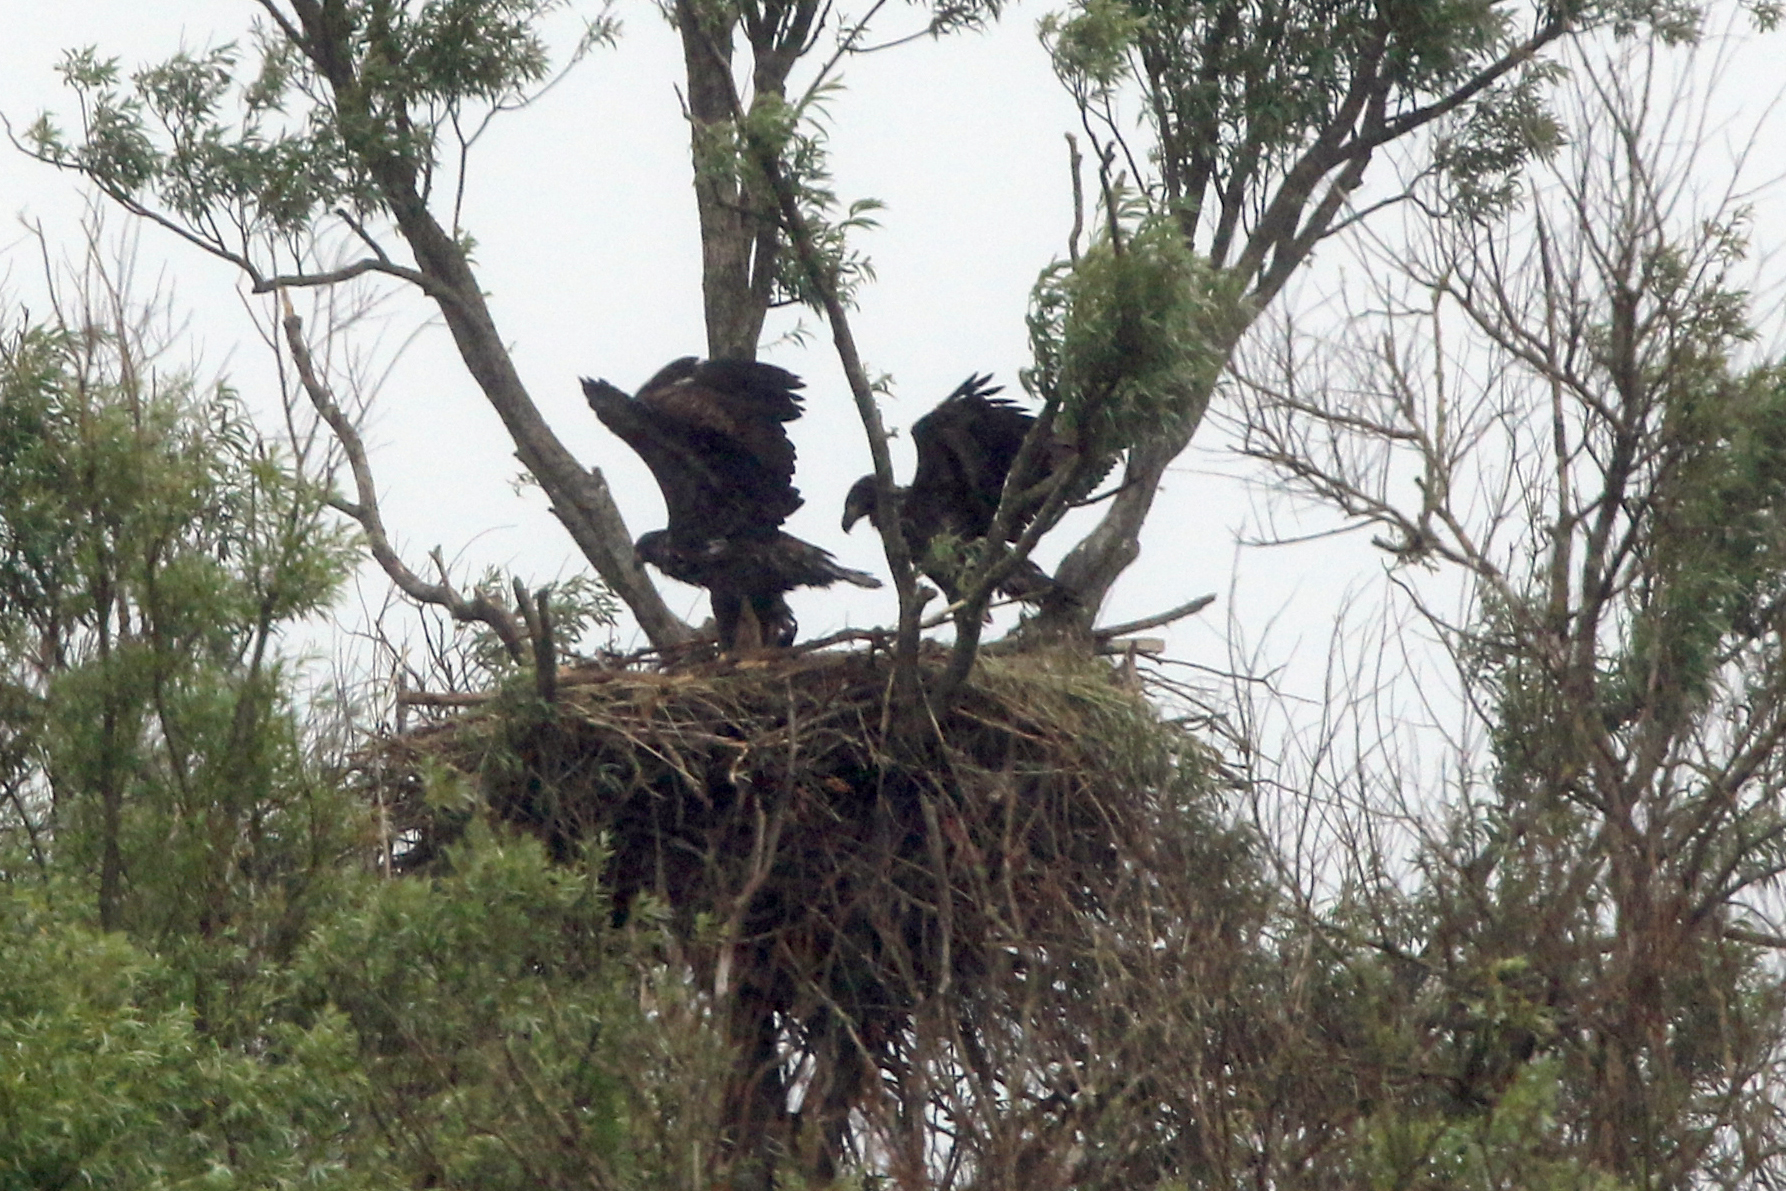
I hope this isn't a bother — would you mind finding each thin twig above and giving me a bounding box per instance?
[1066,133,1085,264]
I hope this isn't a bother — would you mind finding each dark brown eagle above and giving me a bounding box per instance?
[841,374,1067,603]
[583,357,879,651]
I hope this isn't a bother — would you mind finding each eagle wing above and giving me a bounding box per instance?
[908,374,1035,541]
[584,357,806,541]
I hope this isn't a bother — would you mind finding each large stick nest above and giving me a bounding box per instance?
[374,645,1245,1147]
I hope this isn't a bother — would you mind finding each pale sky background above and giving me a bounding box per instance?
[0,1,1256,651]
[1,2,1783,783]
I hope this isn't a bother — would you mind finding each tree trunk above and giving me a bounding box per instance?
[672,0,822,360]
[292,4,694,648]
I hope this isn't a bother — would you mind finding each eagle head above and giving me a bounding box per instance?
[841,475,881,533]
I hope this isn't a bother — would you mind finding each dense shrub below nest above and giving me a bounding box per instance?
[377,646,1261,1179]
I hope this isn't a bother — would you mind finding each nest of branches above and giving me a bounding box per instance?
[376,644,1258,1181]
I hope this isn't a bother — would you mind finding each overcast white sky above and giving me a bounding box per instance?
[2,3,1784,772]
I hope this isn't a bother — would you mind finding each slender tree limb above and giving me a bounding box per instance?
[2,781,48,872]
[935,461,1083,704]
[1723,926,1786,951]
[1066,133,1086,264]
[251,257,441,298]
[1093,594,1215,640]
[278,292,528,662]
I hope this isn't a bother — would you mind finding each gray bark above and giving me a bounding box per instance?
[282,0,694,648]
[672,0,822,360]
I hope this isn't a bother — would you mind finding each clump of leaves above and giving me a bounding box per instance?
[1433,67,1567,217]
[0,879,373,1189]
[694,85,883,312]
[455,568,620,680]
[1040,0,1148,98]
[1357,1059,1632,1191]
[1025,213,1235,464]
[298,822,727,1190]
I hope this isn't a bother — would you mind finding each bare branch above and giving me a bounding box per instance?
[278,292,528,663]
[251,256,440,296]
[1094,594,1216,640]
[1722,926,1786,951]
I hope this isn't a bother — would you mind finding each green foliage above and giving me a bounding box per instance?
[0,300,394,1185]
[0,281,720,1189]
[1041,0,1554,209]
[453,567,620,681]
[1025,215,1236,462]
[1035,0,1752,264]
[34,42,371,233]
[1357,1060,1631,1191]
[0,875,376,1190]
[1040,0,1148,95]
[1481,215,1784,771]
[1617,361,1786,712]
[1433,67,1568,216]
[297,823,726,1191]
[0,809,723,1191]
[0,313,360,948]
[0,325,355,651]
[699,84,883,311]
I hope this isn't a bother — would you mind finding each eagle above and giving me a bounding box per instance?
[841,374,1069,604]
[582,357,879,651]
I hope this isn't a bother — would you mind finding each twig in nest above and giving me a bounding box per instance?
[789,588,1043,657]
[398,689,495,708]
[1098,636,1166,657]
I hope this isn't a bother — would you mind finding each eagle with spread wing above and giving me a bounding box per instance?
[841,374,1068,603]
[583,357,879,651]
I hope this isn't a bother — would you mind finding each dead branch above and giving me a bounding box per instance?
[1097,636,1166,656]
[1094,595,1216,641]
[278,292,527,663]
[396,688,496,708]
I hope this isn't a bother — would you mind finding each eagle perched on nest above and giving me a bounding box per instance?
[841,374,1070,604]
[583,358,879,651]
